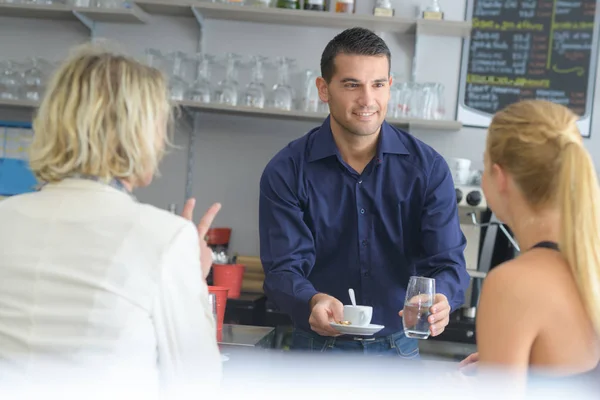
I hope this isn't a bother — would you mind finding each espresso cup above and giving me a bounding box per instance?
[343,305,373,326]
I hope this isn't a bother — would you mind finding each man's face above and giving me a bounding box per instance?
[317,53,391,137]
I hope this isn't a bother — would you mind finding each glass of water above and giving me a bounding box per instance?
[402,276,436,339]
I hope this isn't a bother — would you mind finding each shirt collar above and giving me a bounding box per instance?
[308,116,409,163]
[307,116,339,162]
[378,120,410,156]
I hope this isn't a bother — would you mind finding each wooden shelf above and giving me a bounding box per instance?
[134,0,193,17]
[135,1,472,37]
[0,3,74,20]
[394,117,463,131]
[177,101,463,131]
[0,1,471,37]
[417,18,472,38]
[193,2,416,34]
[0,99,462,131]
[74,5,149,24]
[0,99,38,111]
[0,3,149,25]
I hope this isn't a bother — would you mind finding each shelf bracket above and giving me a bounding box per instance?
[184,6,205,204]
[411,28,419,83]
[178,105,194,130]
[72,10,97,41]
[184,112,199,202]
[173,105,195,203]
[191,7,205,54]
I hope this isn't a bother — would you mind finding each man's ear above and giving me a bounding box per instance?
[316,76,329,103]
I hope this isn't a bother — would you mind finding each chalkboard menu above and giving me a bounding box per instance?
[457,0,600,137]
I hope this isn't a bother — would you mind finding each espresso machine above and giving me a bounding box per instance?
[455,184,487,320]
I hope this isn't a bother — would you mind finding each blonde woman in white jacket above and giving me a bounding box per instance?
[0,44,222,398]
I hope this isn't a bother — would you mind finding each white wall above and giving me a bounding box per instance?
[1,0,598,256]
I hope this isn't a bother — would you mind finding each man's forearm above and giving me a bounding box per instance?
[431,268,470,311]
[263,270,319,322]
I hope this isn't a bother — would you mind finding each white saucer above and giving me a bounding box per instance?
[329,322,385,336]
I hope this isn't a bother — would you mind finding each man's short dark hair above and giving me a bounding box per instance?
[320,27,391,83]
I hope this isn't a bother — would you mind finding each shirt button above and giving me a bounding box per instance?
[362,239,368,246]
[360,208,365,214]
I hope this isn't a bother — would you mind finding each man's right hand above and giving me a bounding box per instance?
[308,293,344,336]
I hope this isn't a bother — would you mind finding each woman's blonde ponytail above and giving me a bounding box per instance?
[557,141,600,334]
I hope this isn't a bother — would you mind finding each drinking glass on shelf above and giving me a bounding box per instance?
[145,48,167,73]
[402,276,435,339]
[68,0,92,6]
[394,82,411,118]
[408,82,426,119]
[300,69,321,113]
[93,0,125,7]
[270,56,295,111]
[166,51,191,101]
[243,55,269,109]
[21,57,46,102]
[419,82,446,120]
[214,53,241,106]
[186,53,214,104]
[420,83,433,120]
[0,61,23,101]
[387,72,399,117]
[431,83,446,120]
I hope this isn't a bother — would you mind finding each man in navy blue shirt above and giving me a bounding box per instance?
[259,27,470,355]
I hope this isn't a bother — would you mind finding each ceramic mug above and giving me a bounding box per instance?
[343,305,373,326]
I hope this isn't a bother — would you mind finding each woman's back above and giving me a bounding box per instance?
[477,242,600,376]
[0,179,221,393]
[525,245,599,372]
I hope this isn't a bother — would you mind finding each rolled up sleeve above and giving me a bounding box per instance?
[259,157,318,327]
[416,155,470,311]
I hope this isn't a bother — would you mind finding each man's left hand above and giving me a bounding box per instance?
[428,293,450,336]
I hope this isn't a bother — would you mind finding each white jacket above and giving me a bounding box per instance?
[0,178,222,398]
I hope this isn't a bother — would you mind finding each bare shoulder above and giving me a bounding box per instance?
[482,250,568,306]
[481,258,530,293]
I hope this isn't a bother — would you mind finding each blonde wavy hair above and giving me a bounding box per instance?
[29,43,172,185]
[487,99,600,334]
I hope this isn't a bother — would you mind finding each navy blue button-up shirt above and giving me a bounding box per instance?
[259,117,469,337]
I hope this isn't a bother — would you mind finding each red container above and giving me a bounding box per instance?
[208,286,229,336]
[213,264,245,299]
[206,228,231,246]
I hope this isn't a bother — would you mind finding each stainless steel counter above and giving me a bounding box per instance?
[218,324,275,349]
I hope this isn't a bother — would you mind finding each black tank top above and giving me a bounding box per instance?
[530,241,559,251]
